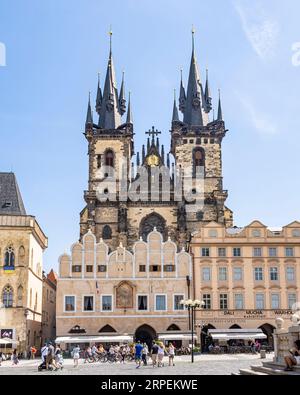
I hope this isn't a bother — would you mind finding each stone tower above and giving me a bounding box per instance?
[80,30,233,251]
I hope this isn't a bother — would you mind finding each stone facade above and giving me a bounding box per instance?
[41,270,57,344]
[190,220,300,349]
[0,215,48,354]
[56,229,192,349]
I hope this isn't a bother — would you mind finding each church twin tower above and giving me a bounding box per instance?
[80,31,233,251]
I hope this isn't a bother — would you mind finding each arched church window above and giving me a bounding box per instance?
[193,148,205,169]
[105,150,114,168]
[140,213,166,241]
[2,285,13,308]
[102,225,112,240]
[17,285,23,307]
[4,246,15,270]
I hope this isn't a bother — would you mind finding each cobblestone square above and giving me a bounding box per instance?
[0,354,273,376]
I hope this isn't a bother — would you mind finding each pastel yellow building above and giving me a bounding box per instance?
[0,173,48,355]
[56,229,193,349]
[190,220,300,350]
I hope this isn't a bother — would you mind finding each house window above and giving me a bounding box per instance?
[174,295,184,310]
[233,247,241,257]
[155,295,166,311]
[218,248,226,257]
[137,295,148,311]
[139,265,146,272]
[86,265,93,273]
[233,267,243,281]
[203,294,211,310]
[286,267,295,281]
[234,294,244,310]
[270,267,279,281]
[201,248,210,257]
[255,294,265,309]
[65,296,75,312]
[285,248,294,257]
[202,267,211,282]
[271,294,280,309]
[72,265,81,273]
[98,265,107,272]
[83,296,94,311]
[253,248,262,257]
[150,265,160,272]
[209,230,218,238]
[2,285,13,308]
[193,148,205,176]
[288,294,297,310]
[292,229,300,237]
[218,267,227,281]
[269,248,277,257]
[102,295,112,311]
[254,267,263,281]
[219,294,228,310]
[164,265,175,272]
[252,230,261,237]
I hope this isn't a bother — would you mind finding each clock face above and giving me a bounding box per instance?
[146,154,160,167]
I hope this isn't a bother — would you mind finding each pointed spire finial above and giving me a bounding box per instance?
[179,68,186,114]
[109,25,113,53]
[86,91,93,126]
[119,70,126,115]
[172,89,180,122]
[204,68,212,113]
[126,91,133,124]
[191,25,195,53]
[217,88,223,121]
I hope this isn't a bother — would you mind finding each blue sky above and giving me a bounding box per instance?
[0,0,299,272]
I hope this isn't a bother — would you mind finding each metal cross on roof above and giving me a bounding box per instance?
[145,126,161,138]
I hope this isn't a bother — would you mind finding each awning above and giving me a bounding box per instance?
[208,329,267,341]
[0,338,19,345]
[158,333,193,341]
[55,335,133,344]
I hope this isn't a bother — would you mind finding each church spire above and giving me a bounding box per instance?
[96,73,102,115]
[119,71,126,115]
[172,89,180,122]
[86,91,93,126]
[98,29,122,129]
[204,69,212,113]
[181,28,208,127]
[126,91,133,124]
[179,69,186,113]
[217,89,223,121]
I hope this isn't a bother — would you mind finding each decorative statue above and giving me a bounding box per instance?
[275,317,284,330]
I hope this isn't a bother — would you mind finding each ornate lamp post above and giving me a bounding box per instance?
[181,299,205,363]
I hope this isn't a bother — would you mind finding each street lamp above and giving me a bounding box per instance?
[180,299,205,363]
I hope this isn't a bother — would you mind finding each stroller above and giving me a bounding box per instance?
[38,359,53,372]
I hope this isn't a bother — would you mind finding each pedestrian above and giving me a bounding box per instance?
[11,349,19,366]
[41,343,48,364]
[157,342,165,367]
[167,342,175,366]
[30,346,37,359]
[134,341,143,369]
[120,345,126,364]
[0,351,3,366]
[46,342,56,370]
[72,344,80,368]
[151,341,159,367]
[142,343,148,366]
[54,344,64,370]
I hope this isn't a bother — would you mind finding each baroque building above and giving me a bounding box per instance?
[80,31,233,252]
[0,173,48,355]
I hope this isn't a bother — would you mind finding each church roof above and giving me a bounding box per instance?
[0,172,26,215]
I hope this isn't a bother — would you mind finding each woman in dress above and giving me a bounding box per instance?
[72,344,80,368]
[157,342,165,367]
[167,342,175,367]
[11,349,19,366]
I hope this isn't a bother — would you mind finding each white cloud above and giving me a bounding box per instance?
[238,95,278,136]
[234,0,279,60]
